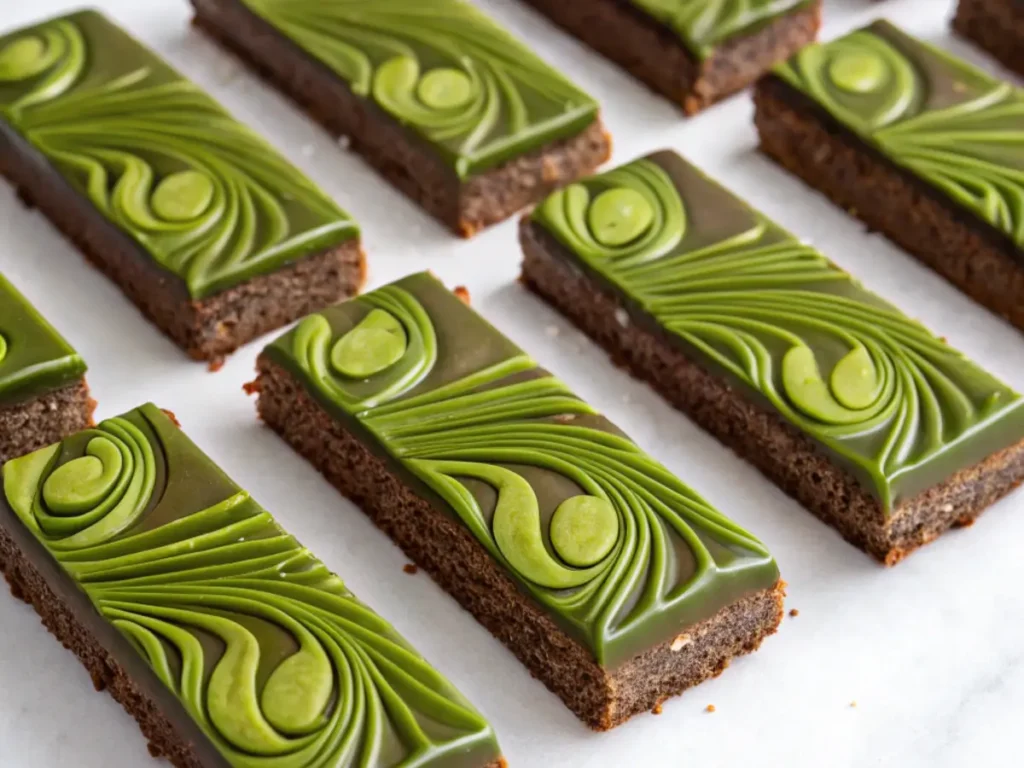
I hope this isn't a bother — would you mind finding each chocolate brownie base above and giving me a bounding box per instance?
[0,380,95,467]
[753,76,1024,333]
[953,0,1024,77]
[189,0,612,238]
[0,500,229,768]
[0,124,366,363]
[519,220,1024,565]
[253,355,785,730]
[519,0,822,114]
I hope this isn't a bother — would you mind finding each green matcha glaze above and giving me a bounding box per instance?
[628,0,814,59]
[775,20,1024,250]
[2,404,501,768]
[532,151,1024,511]
[0,272,85,406]
[0,11,358,300]
[265,273,779,667]
[240,0,600,178]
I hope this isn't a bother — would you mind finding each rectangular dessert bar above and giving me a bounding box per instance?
[253,271,784,730]
[0,403,503,768]
[190,0,612,237]
[0,11,365,362]
[518,0,822,114]
[0,272,93,466]
[521,150,1024,565]
[754,20,1024,333]
[954,0,1024,78]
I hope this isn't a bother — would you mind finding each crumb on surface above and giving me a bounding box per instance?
[403,564,419,575]
[453,286,471,305]
[243,380,261,396]
[670,634,692,652]
[789,608,799,618]
[652,702,664,715]
[208,357,225,373]
[160,409,181,428]
[705,704,716,713]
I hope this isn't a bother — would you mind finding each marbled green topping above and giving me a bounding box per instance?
[775,20,1024,249]
[0,11,358,300]
[240,0,600,178]
[0,273,85,405]
[628,0,814,59]
[266,273,779,667]
[533,151,1024,510]
[2,404,501,768]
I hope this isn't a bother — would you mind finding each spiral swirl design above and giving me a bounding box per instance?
[3,404,499,766]
[274,274,777,666]
[240,0,599,177]
[0,12,357,299]
[775,21,1024,248]
[533,153,1024,510]
[629,0,813,57]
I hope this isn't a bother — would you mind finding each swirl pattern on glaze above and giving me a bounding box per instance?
[273,275,777,666]
[628,0,814,58]
[775,21,1024,248]
[533,153,1024,510]
[0,12,357,299]
[240,0,599,177]
[2,404,500,767]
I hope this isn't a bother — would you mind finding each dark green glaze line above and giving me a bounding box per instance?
[0,272,85,405]
[775,20,1024,250]
[264,272,779,668]
[239,0,600,178]
[628,0,814,59]
[531,150,1024,511]
[0,11,358,300]
[2,403,501,768]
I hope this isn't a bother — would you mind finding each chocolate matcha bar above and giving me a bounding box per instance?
[519,0,822,114]
[755,20,1024,333]
[0,272,92,466]
[954,0,1024,78]
[252,272,785,730]
[520,150,1024,565]
[0,403,503,768]
[189,0,612,237]
[0,11,365,362]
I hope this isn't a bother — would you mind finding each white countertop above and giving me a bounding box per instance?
[1,1,1022,766]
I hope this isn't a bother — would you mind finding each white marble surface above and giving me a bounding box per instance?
[1,0,1023,766]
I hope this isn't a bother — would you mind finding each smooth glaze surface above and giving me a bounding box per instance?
[776,20,1024,252]
[2,404,502,767]
[239,0,600,178]
[265,272,779,667]
[0,272,85,404]
[0,10,358,299]
[2,1,1023,767]
[533,150,1024,510]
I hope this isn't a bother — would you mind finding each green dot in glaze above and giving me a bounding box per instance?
[417,68,473,109]
[269,273,780,667]
[0,36,49,81]
[1,403,503,768]
[828,51,886,93]
[588,188,654,246]
[830,346,879,410]
[331,309,407,379]
[550,495,618,567]
[151,171,216,222]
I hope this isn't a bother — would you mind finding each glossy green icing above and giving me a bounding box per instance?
[532,151,1024,511]
[628,0,814,59]
[775,20,1024,250]
[0,273,85,406]
[265,273,779,667]
[0,11,358,300]
[2,403,501,767]
[239,0,600,178]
